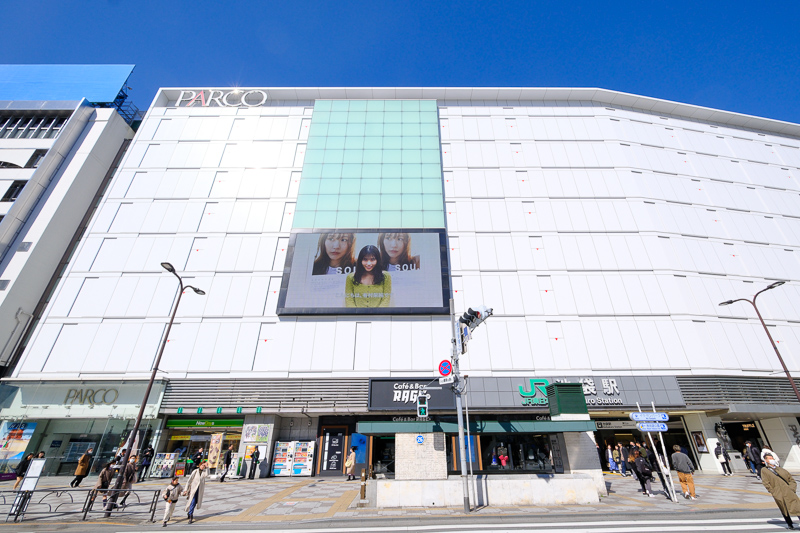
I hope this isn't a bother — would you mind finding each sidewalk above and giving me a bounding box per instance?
[0,470,780,525]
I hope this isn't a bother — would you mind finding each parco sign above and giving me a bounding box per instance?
[175,90,269,108]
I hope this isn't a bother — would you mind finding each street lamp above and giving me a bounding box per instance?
[718,280,800,403]
[105,263,204,515]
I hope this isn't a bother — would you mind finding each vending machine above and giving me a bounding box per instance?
[271,441,316,477]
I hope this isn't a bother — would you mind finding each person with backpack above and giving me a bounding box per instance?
[762,453,800,530]
[633,449,656,497]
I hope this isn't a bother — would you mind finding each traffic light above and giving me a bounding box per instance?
[417,394,429,418]
[459,308,479,328]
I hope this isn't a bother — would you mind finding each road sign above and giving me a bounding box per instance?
[630,412,669,422]
[636,422,668,432]
[439,376,454,385]
[439,360,452,377]
[416,435,425,444]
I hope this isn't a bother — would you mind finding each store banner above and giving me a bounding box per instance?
[207,433,224,469]
[369,378,456,411]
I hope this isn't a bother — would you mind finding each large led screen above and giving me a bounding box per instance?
[277,229,449,315]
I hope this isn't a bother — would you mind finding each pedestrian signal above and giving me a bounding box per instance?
[417,395,429,418]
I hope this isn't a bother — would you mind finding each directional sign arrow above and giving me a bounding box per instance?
[630,412,669,422]
[636,422,668,432]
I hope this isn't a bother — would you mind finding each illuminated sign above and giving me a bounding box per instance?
[278,229,449,315]
[174,89,268,108]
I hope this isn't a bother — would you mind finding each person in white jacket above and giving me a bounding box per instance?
[182,460,208,524]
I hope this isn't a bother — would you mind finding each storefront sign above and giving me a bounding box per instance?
[63,388,119,406]
[369,379,456,411]
[165,419,244,428]
[175,89,268,108]
[321,429,345,472]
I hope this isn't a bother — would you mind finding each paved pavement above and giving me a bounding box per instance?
[0,470,787,529]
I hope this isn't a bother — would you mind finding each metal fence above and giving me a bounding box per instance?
[2,488,160,522]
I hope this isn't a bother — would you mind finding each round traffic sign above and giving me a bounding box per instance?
[439,360,452,377]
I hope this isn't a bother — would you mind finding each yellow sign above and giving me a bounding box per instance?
[170,435,192,441]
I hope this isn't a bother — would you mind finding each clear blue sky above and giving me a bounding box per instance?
[3,1,799,124]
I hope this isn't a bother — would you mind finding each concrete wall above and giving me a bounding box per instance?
[394,432,447,480]
[562,430,606,495]
[374,475,600,507]
[760,417,800,472]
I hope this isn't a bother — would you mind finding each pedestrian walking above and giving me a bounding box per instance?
[761,453,800,530]
[649,450,671,498]
[219,445,233,482]
[714,442,732,476]
[762,446,780,467]
[671,444,698,500]
[70,447,93,488]
[612,445,621,473]
[12,453,34,490]
[248,447,260,479]
[345,446,357,480]
[161,475,183,527]
[182,460,208,524]
[606,444,616,473]
[93,462,114,509]
[618,442,629,477]
[118,454,137,506]
[188,447,204,476]
[746,441,763,480]
[139,445,154,482]
[633,449,656,497]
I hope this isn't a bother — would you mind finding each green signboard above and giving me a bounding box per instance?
[165,419,244,428]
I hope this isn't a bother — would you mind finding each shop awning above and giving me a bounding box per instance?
[356,419,596,435]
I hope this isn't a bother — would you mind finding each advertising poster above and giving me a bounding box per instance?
[207,433,224,469]
[0,422,37,480]
[243,424,273,443]
[279,230,448,314]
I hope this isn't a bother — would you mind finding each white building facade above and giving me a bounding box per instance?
[5,87,800,484]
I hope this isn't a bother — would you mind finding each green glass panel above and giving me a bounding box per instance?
[345,136,364,149]
[313,111,330,123]
[320,164,342,178]
[383,123,401,136]
[402,179,423,194]
[420,150,440,164]
[365,123,383,136]
[383,149,401,164]
[421,164,441,178]
[363,149,382,164]
[401,150,422,164]
[382,163,402,178]
[362,164,382,178]
[381,194,402,210]
[316,195,339,210]
[402,194,423,210]
[422,194,444,210]
[348,111,366,123]
[419,111,439,124]
[401,136,421,150]
[323,150,344,164]
[420,123,438,136]
[383,136,401,149]
[330,111,348,123]
[319,179,340,194]
[343,150,362,164]
[346,123,366,137]
[382,178,402,193]
[314,211,337,227]
[384,100,402,111]
[315,100,332,111]
[423,211,445,227]
[363,137,382,149]
[327,123,347,136]
[402,211,424,227]
[420,136,441,150]
[384,111,402,123]
[325,137,345,149]
[361,180,382,194]
[402,123,421,136]
[298,178,320,194]
[365,111,383,124]
[402,111,420,123]
[338,194,360,210]
[366,100,384,111]
[380,211,402,227]
[292,211,315,228]
[349,100,367,111]
[401,100,420,111]
[342,163,362,178]
[401,164,422,178]
[304,149,324,164]
[301,164,322,178]
[336,210,359,228]
[310,123,328,136]
[307,137,326,150]
[340,179,361,194]
[419,100,437,112]
[358,211,380,227]
[421,179,443,193]
[360,194,381,210]
[331,100,349,111]
[295,194,317,210]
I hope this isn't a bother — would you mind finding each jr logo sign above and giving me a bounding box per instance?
[518,378,550,406]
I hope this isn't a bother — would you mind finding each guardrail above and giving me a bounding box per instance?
[2,488,160,522]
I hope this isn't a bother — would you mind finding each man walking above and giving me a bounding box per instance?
[248,447,260,480]
[671,445,697,500]
[118,455,138,506]
[618,442,629,477]
[70,447,93,488]
[219,445,233,482]
[746,441,763,480]
[139,445,154,482]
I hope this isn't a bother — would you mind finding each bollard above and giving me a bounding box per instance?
[360,468,366,500]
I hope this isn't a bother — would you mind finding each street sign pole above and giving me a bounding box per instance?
[635,402,677,503]
[652,401,678,503]
[450,298,471,514]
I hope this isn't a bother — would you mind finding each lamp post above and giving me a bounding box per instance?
[719,280,800,404]
[105,263,204,516]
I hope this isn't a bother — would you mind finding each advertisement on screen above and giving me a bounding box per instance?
[278,229,449,315]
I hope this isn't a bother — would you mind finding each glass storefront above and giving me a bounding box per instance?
[160,418,244,476]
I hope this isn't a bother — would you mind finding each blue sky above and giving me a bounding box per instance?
[3,1,799,123]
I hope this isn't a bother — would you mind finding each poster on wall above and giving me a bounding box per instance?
[692,431,708,453]
[278,229,449,315]
[243,424,273,443]
[0,422,37,481]
[207,433,224,469]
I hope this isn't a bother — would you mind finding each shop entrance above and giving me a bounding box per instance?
[161,419,243,478]
[594,418,697,471]
[371,436,395,476]
[722,421,766,455]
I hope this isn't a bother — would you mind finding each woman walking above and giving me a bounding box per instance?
[714,442,732,476]
[761,453,800,529]
[182,460,208,524]
[71,447,93,487]
[12,453,33,490]
[633,449,656,497]
[93,463,115,509]
[345,447,357,481]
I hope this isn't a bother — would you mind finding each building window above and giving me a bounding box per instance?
[25,150,47,168]
[2,180,27,202]
[0,114,69,140]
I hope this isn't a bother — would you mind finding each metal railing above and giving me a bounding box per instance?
[2,488,160,522]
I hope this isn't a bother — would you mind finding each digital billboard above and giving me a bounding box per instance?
[277,229,449,315]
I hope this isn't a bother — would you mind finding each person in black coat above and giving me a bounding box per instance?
[12,453,34,490]
[248,448,260,480]
[219,445,234,482]
[746,441,763,480]
[714,442,732,476]
[188,447,204,475]
[618,443,630,477]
